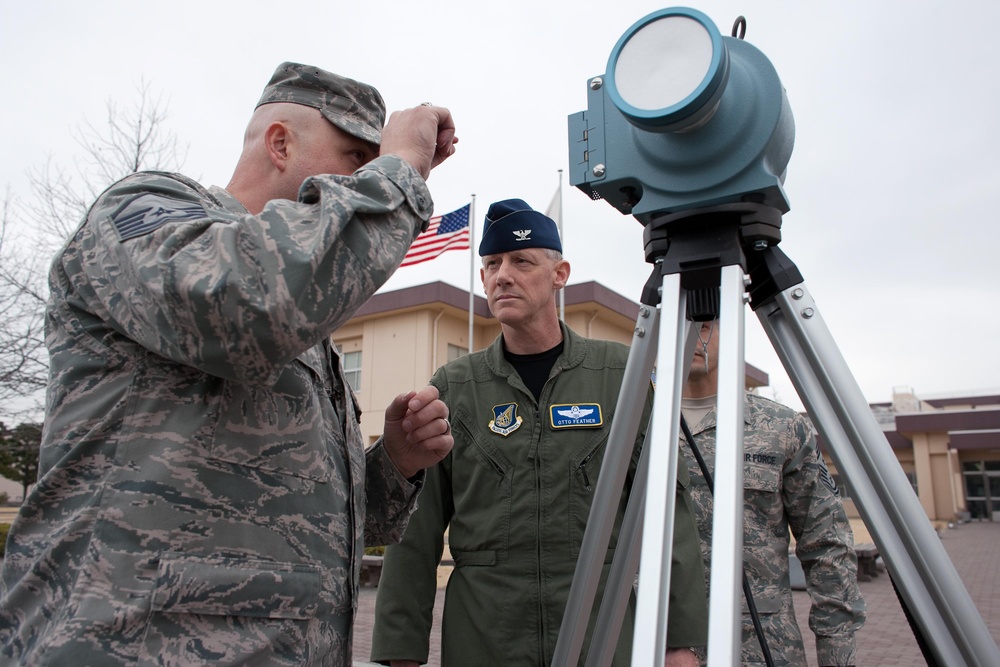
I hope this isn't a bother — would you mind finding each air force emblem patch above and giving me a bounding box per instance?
[550,403,603,429]
[489,402,523,436]
[513,229,532,241]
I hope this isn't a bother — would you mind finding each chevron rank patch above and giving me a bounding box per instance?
[818,456,840,496]
[111,194,206,242]
[550,403,603,429]
[489,402,523,437]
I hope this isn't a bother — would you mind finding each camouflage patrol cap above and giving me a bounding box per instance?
[256,62,385,145]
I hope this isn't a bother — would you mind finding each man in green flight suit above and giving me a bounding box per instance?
[371,199,708,666]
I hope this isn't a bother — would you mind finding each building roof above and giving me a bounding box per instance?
[356,281,769,386]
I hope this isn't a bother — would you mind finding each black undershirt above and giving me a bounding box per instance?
[504,340,565,402]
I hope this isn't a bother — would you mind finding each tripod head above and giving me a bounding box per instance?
[637,199,801,319]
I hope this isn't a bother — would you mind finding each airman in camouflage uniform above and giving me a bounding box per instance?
[0,62,458,666]
[681,321,866,666]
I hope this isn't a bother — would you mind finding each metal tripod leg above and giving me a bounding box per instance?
[628,263,747,667]
[583,299,700,667]
[551,292,662,667]
[630,271,687,666]
[554,263,751,666]
[584,386,656,667]
[705,264,747,667]
[757,283,1000,667]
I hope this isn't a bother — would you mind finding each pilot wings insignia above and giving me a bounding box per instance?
[557,406,594,419]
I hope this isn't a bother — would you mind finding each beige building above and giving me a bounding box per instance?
[843,389,1000,524]
[333,281,1000,528]
[331,280,767,448]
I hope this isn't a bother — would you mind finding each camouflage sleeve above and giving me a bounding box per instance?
[363,439,424,545]
[783,414,867,666]
[370,368,453,664]
[72,156,432,386]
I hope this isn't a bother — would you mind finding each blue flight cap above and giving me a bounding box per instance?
[478,198,562,256]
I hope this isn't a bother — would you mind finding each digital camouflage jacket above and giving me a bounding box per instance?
[0,157,432,666]
[681,393,866,666]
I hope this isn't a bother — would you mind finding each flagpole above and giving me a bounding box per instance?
[468,194,476,354]
[557,169,565,322]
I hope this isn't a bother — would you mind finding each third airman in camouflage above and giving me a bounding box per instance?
[680,320,866,666]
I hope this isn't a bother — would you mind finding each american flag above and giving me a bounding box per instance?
[400,204,471,267]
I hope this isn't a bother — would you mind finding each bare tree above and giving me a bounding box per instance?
[0,80,187,420]
[0,194,49,417]
[26,78,188,247]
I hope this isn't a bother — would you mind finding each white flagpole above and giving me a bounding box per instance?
[556,170,565,321]
[468,195,476,354]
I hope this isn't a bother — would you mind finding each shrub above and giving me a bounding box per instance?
[0,523,10,558]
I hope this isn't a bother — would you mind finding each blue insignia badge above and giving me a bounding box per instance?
[489,402,523,437]
[550,403,603,429]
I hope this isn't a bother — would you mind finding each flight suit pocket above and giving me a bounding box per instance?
[569,427,612,560]
[449,405,514,554]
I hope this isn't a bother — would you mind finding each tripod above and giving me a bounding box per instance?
[551,203,1000,666]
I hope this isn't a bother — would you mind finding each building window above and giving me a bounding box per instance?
[963,460,1000,521]
[448,344,468,362]
[341,350,362,391]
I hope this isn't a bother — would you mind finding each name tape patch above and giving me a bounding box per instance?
[550,403,603,429]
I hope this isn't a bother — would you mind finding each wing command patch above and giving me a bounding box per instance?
[489,403,523,437]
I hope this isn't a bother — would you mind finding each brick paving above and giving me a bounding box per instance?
[353,521,1000,666]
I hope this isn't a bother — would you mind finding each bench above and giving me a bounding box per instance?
[360,554,384,587]
[855,543,880,581]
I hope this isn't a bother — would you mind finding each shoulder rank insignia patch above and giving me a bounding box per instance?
[550,403,603,429]
[818,456,840,496]
[489,402,523,437]
[112,194,206,242]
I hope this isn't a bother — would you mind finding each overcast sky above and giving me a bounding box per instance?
[2,0,998,412]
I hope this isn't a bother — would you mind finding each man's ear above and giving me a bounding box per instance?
[553,259,571,290]
[264,121,291,171]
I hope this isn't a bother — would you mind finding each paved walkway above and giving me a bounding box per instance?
[353,521,1000,665]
